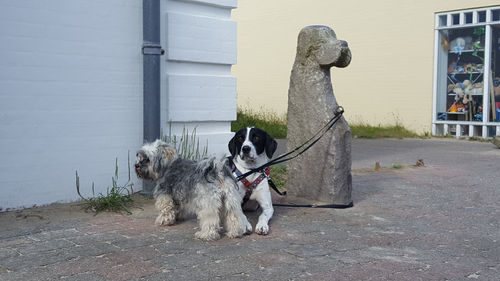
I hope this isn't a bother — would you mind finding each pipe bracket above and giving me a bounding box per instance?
[142,43,164,55]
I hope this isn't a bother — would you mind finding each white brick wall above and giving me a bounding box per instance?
[0,0,143,210]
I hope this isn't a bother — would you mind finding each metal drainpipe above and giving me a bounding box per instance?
[141,0,163,196]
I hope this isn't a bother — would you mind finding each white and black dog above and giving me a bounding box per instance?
[228,127,278,235]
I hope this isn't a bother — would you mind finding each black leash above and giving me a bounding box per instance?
[235,106,345,181]
[273,202,354,209]
[269,177,353,208]
[268,178,286,196]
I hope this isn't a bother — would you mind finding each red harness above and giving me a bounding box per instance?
[233,165,270,204]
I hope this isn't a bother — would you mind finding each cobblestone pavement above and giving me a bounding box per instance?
[1,139,499,280]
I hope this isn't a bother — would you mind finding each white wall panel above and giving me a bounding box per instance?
[165,12,237,64]
[167,74,236,121]
[177,0,237,8]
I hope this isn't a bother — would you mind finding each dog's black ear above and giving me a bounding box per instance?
[228,135,238,158]
[265,133,278,159]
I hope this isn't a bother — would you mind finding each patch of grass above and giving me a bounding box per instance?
[232,108,287,139]
[422,131,432,137]
[350,123,421,139]
[467,136,494,143]
[269,164,287,190]
[390,164,404,169]
[76,154,135,215]
[232,108,426,140]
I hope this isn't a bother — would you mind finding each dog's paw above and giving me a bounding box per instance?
[225,230,243,239]
[195,230,220,241]
[226,225,249,239]
[224,219,252,238]
[155,212,176,226]
[255,223,269,235]
[245,221,253,235]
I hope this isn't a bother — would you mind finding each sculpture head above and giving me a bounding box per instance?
[295,25,351,68]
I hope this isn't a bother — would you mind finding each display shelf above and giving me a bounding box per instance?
[449,49,484,54]
[448,72,483,74]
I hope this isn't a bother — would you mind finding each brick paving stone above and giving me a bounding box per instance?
[28,228,82,241]
[95,261,161,281]
[0,248,19,260]
[15,238,75,254]
[58,272,107,281]
[111,234,161,249]
[101,246,162,264]
[67,232,127,245]
[66,242,122,257]
[0,236,33,248]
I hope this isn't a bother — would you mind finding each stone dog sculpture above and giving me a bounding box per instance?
[286,25,353,207]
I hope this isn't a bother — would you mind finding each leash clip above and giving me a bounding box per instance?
[335,106,344,115]
[266,173,273,183]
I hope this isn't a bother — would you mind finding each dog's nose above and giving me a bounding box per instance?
[340,40,348,48]
[242,145,251,154]
[135,163,140,169]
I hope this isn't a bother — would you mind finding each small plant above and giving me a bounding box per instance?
[269,164,287,190]
[391,164,404,169]
[232,108,287,139]
[162,124,208,160]
[75,153,135,215]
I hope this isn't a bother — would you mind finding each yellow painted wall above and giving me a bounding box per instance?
[232,0,500,133]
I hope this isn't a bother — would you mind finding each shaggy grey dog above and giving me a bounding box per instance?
[135,140,252,241]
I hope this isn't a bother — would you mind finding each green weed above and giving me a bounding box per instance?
[162,124,208,160]
[75,154,135,215]
[391,164,404,169]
